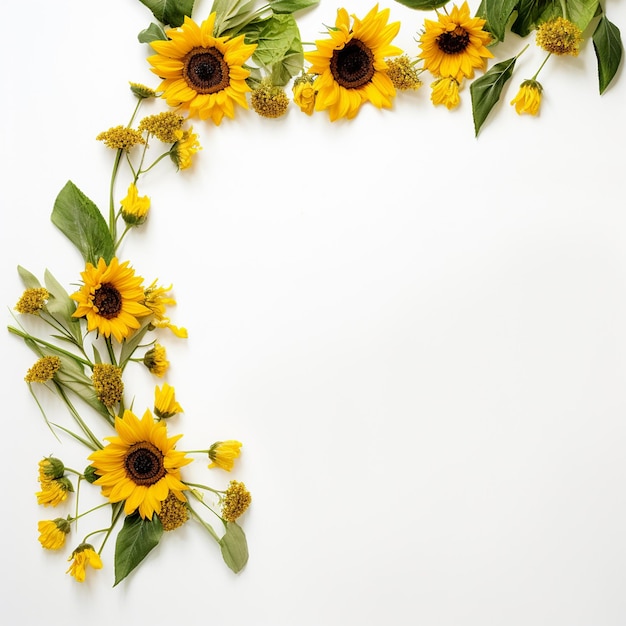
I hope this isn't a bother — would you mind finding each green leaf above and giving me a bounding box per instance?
[51,181,114,266]
[138,22,169,43]
[269,0,319,13]
[137,0,195,27]
[392,0,449,9]
[211,0,259,36]
[17,266,41,290]
[567,0,599,31]
[114,514,163,586]
[44,269,82,343]
[593,16,623,94]
[119,320,153,367]
[511,0,552,37]
[219,522,249,573]
[245,14,300,72]
[470,55,519,136]
[478,0,519,42]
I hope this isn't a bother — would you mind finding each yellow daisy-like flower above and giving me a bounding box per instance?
[171,126,202,170]
[71,257,152,343]
[38,518,71,550]
[292,75,317,115]
[143,343,169,377]
[430,76,461,109]
[88,409,192,519]
[154,383,184,419]
[144,280,188,337]
[208,440,242,471]
[36,477,73,507]
[67,543,103,582]
[510,79,543,115]
[147,13,257,125]
[304,4,402,121]
[419,1,493,82]
[120,183,150,226]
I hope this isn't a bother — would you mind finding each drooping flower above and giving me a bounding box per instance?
[385,55,422,91]
[66,543,103,582]
[130,82,158,99]
[418,2,493,82]
[430,76,461,109]
[143,343,169,377]
[25,356,61,383]
[138,111,185,143]
[147,13,257,125]
[15,287,49,314]
[144,281,188,337]
[250,81,290,118]
[92,363,124,408]
[536,17,582,56]
[154,383,184,419]
[208,440,242,471]
[96,126,145,151]
[158,492,190,531]
[304,5,402,121]
[292,74,317,115]
[71,257,152,343]
[510,79,543,115]
[170,126,202,170]
[38,518,71,550]
[36,477,74,507]
[88,409,192,519]
[221,481,251,522]
[38,457,65,483]
[120,183,151,226]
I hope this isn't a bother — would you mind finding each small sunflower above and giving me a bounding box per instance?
[147,13,257,125]
[89,409,191,519]
[71,257,152,343]
[304,4,402,121]
[419,1,493,82]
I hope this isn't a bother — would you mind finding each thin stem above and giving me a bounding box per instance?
[187,501,220,542]
[97,502,125,556]
[108,149,123,238]
[532,53,552,81]
[183,481,223,496]
[53,382,106,447]
[560,0,568,20]
[75,501,112,522]
[8,326,92,367]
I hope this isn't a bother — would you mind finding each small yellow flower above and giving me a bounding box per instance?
[143,343,169,377]
[144,280,188,337]
[170,127,202,170]
[510,79,543,115]
[158,492,189,531]
[67,543,103,582]
[154,383,184,419]
[120,183,150,226]
[222,481,251,522]
[536,17,582,56]
[251,81,290,119]
[25,356,61,383]
[92,363,124,407]
[15,287,49,314]
[430,76,461,109]
[96,126,145,151]
[130,82,157,99]
[385,55,422,91]
[38,457,65,483]
[36,477,74,507]
[38,518,71,550]
[138,111,185,143]
[292,75,317,115]
[208,440,242,471]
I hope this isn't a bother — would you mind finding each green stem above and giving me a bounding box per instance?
[532,53,552,81]
[183,481,223,496]
[97,502,125,556]
[75,501,112,522]
[560,0,568,19]
[53,383,105,448]
[109,149,123,238]
[8,326,92,367]
[187,501,220,542]
[140,151,171,174]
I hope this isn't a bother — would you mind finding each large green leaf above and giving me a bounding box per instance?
[593,15,623,94]
[567,0,600,31]
[138,0,195,27]
[51,181,114,266]
[511,0,551,37]
[219,522,249,573]
[479,0,519,42]
[114,514,163,586]
[470,55,518,136]
[211,0,258,36]
[392,0,449,9]
[270,0,319,13]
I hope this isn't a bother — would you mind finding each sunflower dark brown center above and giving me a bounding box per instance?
[183,47,230,94]
[124,442,166,486]
[436,26,470,54]
[330,39,375,89]
[93,283,122,319]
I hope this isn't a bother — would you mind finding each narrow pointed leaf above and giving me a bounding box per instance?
[114,514,163,586]
[593,16,623,94]
[17,266,41,290]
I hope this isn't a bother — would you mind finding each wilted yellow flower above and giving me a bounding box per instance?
[96,125,145,151]
[138,111,185,143]
[38,457,65,483]
[144,280,187,337]
[292,75,317,115]
[36,477,73,507]
[251,81,290,119]
[92,363,124,407]
[25,356,61,383]
[510,79,543,115]
[430,76,461,109]
[209,440,242,471]
[222,481,251,522]
[536,17,582,56]
[158,492,189,531]
[67,543,103,582]
[171,127,201,170]
[143,343,169,377]
[130,82,157,99]
[120,183,150,226]
[15,287,49,314]
[38,518,71,550]
[385,55,422,91]
[154,383,184,419]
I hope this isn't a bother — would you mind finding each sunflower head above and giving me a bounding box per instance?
[148,13,257,125]
[304,5,403,121]
[88,409,192,519]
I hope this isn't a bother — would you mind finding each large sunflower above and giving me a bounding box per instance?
[304,5,402,121]
[418,1,493,81]
[89,409,192,519]
[147,13,257,125]
[71,257,151,343]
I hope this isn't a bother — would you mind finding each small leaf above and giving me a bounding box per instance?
[593,15,623,94]
[51,181,115,266]
[44,269,82,343]
[392,0,449,9]
[137,0,195,27]
[114,514,163,586]
[17,266,41,290]
[470,55,518,136]
[138,22,169,43]
[479,0,519,42]
[219,522,249,573]
[269,0,319,13]
[511,0,551,38]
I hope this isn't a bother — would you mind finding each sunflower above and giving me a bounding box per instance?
[147,13,257,125]
[419,1,493,82]
[88,409,192,519]
[304,5,402,121]
[71,257,152,343]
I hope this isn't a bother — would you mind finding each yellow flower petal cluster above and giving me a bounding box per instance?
[148,13,257,125]
[222,481,251,522]
[15,287,49,314]
[208,440,242,471]
[304,5,402,121]
[38,518,71,550]
[96,126,145,151]
[536,17,582,56]
[36,477,73,506]
[430,76,461,109]
[89,409,192,519]
[120,183,150,226]
[25,356,61,383]
[138,111,185,143]
[144,280,188,337]
[251,83,290,119]
[171,127,202,170]
[143,343,169,377]
[385,55,422,91]
[154,383,184,419]
[67,544,103,582]
[92,363,124,407]
[292,75,317,115]
[510,80,543,116]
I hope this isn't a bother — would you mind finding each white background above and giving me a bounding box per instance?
[1,0,626,624]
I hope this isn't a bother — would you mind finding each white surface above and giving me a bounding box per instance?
[2,0,626,624]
